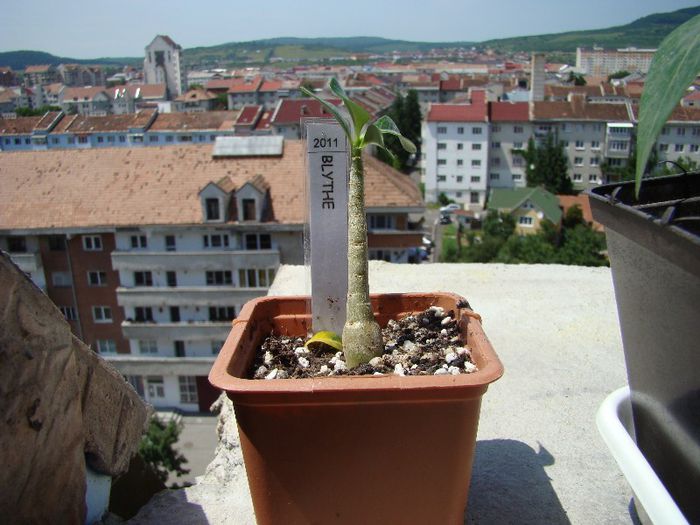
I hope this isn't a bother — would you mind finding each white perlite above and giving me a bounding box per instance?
[333,360,347,373]
[394,364,405,376]
[297,356,310,368]
[294,347,309,355]
[441,316,452,326]
[263,351,274,366]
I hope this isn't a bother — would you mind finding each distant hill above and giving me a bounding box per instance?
[0,5,698,70]
[481,5,700,52]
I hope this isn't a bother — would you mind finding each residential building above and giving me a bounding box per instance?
[173,88,218,113]
[24,65,59,87]
[58,64,105,87]
[487,187,562,235]
[576,47,656,76]
[110,84,167,114]
[0,67,17,87]
[61,86,111,115]
[0,139,423,410]
[633,104,700,168]
[227,76,263,109]
[269,98,342,139]
[422,92,490,209]
[487,101,531,189]
[144,35,185,98]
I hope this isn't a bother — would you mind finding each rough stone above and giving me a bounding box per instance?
[0,253,149,523]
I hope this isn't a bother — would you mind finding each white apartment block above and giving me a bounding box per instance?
[144,35,185,98]
[488,102,531,189]
[576,47,656,76]
[422,94,490,209]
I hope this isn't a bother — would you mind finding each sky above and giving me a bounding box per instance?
[1,0,698,58]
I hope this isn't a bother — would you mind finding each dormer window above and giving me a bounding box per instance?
[242,199,256,221]
[205,198,221,221]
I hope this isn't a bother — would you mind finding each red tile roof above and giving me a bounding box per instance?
[0,116,43,135]
[532,98,630,121]
[63,86,108,101]
[175,88,217,102]
[235,105,263,126]
[25,65,52,74]
[148,111,237,131]
[427,102,488,122]
[629,103,700,123]
[560,195,603,232]
[489,101,529,122]
[271,98,342,125]
[228,76,263,93]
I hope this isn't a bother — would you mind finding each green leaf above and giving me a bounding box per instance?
[362,124,385,149]
[636,14,700,196]
[328,78,372,139]
[300,85,352,141]
[375,115,417,154]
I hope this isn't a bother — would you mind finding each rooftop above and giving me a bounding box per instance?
[427,102,488,123]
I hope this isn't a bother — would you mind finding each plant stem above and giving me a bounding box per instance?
[342,148,383,367]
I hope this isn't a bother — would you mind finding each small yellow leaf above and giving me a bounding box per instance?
[305,331,343,352]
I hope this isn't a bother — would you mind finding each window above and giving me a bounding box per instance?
[238,268,276,287]
[490,173,500,180]
[147,376,165,399]
[52,271,72,287]
[472,127,482,134]
[87,271,107,286]
[437,126,447,134]
[209,306,236,321]
[456,176,463,183]
[471,176,481,183]
[491,141,501,148]
[471,159,481,167]
[59,306,77,321]
[107,136,114,143]
[608,158,623,167]
[149,136,159,143]
[492,157,501,166]
[518,216,533,226]
[78,136,88,144]
[245,234,271,250]
[242,199,256,221]
[48,235,66,251]
[174,341,186,357]
[211,340,225,354]
[589,174,598,182]
[7,236,27,252]
[96,339,116,354]
[659,143,669,152]
[675,144,684,152]
[139,340,158,354]
[179,135,192,142]
[179,376,198,404]
[170,306,180,322]
[82,235,102,251]
[491,125,501,132]
[205,198,221,221]
[134,307,154,322]
[573,173,583,182]
[677,127,686,136]
[513,142,523,149]
[166,271,177,287]
[134,271,153,286]
[472,143,481,150]
[457,143,464,150]
[513,126,523,133]
[437,159,447,165]
[512,157,523,167]
[560,141,569,148]
[470,192,480,204]
[690,144,699,152]
[455,192,462,198]
[574,157,584,166]
[119,135,126,143]
[165,235,176,251]
[97,136,104,143]
[437,142,447,150]
[561,123,570,133]
[93,306,112,323]
[575,140,585,150]
[203,234,229,248]
[610,141,627,151]
[437,175,446,182]
[512,173,523,181]
[590,157,600,166]
[130,235,147,248]
[591,141,601,150]
[166,135,174,143]
[369,215,395,230]
[206,271,232,285]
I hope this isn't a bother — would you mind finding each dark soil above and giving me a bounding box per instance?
[249,306,478,379]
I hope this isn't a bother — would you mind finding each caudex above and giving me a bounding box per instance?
[301,79,416,368]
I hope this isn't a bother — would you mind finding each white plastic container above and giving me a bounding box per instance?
[596,387,689,525]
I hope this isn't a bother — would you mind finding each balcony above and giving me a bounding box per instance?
[8,251,42,273]
[121,320,231,341]
[116,286,266,307]
[104,355,215,376]
[111,249,280,272]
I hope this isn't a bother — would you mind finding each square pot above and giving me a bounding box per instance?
[209,292,503,525]
[587,173,700,523]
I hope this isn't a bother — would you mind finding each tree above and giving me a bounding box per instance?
[607,70,631,82]
[139,417,190,485]
[515,134,573,194]
[15,105,61,117]
[567,71,587,85]
[660,155,698,175]
[495,234,557,264]
[562,204,585,230]
[437,192,453,206]
[556,225,608,266]
[482,211,516,241]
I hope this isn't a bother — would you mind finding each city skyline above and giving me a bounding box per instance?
[1,0,698,59]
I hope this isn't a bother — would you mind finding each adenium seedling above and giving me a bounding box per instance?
[301,79,416,367]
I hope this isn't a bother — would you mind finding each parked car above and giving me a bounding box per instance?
[439,215,452,225]
[439,204,461,214]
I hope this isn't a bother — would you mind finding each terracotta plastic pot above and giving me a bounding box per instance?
[209,292,503,525]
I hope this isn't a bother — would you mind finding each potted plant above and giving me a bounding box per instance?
[209,80,503,524]
[587,14,700,523]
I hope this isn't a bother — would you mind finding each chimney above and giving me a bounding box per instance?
[530,52,545,102]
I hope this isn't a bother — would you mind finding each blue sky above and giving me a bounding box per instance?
[1,0,698,58]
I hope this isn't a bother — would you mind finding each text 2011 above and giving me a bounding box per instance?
[313,137,339,149]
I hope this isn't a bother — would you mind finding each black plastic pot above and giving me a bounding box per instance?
[587,173,700,523]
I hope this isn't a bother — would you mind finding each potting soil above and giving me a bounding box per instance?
[249,306,479,379]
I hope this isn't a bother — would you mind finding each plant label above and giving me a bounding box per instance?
[306,122,348,334]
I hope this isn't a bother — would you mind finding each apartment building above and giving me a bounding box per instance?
[0,139,424,410]
[576,47,656,76]
[24,65,59,87]
[173,88,218,113]
[58,64,105,87]
[144,35,185,98]
[61,86,112,115]
[631,104,700,166]
[422,92,490,208]
[488,101,531,189]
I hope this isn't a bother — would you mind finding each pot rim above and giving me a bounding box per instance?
[209,292,504,404]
